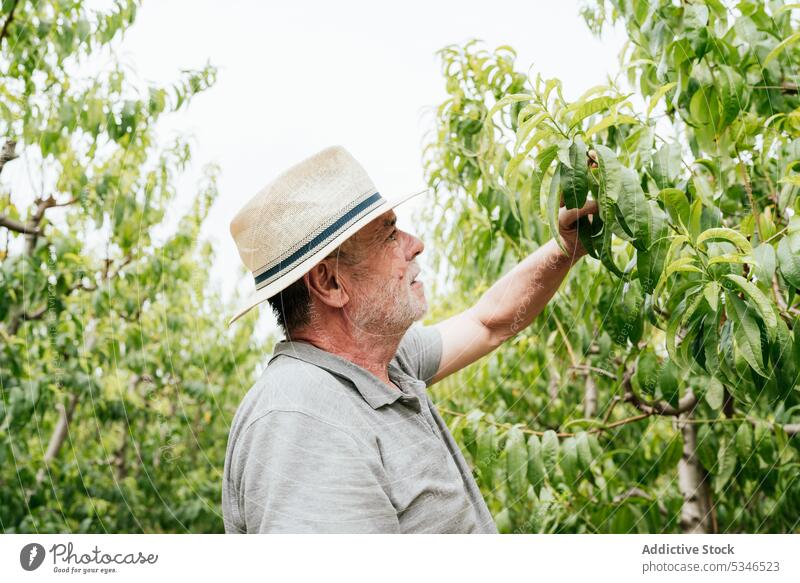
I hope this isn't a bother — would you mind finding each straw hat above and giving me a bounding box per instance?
[228,145,429,325]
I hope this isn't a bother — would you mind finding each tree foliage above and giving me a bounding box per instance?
[0,0,265,532]
[422,0,800,533]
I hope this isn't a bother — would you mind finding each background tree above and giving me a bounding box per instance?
[0,0,265,532]
[422,0,799,533]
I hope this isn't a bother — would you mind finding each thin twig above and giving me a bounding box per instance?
[569,364,617,378]
[438,406,652,438]
[736,151,762,242]
[552,314,577,366]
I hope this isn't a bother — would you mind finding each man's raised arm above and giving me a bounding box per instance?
[430,200,598,385]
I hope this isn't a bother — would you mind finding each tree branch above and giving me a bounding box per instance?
[0,0,18,49]
[0,139,18,174]
[583,373,597,418]
[35,393,79,485]
[622,367,699,416]
[612,486,668,516]
[0,214,38,234]
[34,330,97,488]
[783,423,800,436]
[569,364,617,378]
[24,196,57,254]
[438,406,652,437]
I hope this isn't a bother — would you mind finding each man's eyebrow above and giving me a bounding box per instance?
[383,217,397,229]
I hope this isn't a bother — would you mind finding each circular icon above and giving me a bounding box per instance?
[20,543,46,571]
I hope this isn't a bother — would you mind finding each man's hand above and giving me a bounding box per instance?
[556,148,600,263]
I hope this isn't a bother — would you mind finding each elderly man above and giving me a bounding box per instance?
[223,145,597,533]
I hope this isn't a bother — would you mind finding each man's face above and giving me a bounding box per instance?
[332,210,427,336]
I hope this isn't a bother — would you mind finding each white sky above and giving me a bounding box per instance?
[29,0,628,334]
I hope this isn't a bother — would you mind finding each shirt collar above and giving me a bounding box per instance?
[268,340,422,412]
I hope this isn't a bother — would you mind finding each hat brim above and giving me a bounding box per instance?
[227,187,431,326]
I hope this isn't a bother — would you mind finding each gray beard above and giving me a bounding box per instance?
[348,278,427,338]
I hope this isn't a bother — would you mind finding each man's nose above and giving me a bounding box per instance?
[402,230,424,260]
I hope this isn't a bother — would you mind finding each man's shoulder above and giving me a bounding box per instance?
[229,355,365,439]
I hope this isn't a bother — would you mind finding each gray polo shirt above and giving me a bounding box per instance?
[222,324,497,533]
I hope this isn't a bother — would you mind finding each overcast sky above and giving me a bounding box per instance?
[110,0,626,331]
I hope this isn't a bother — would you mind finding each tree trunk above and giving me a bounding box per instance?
[35,393,79,484]
[677,413,713,533]
[583,374,597,418]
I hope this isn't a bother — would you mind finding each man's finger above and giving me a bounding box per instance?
[577,199,599,218]
[558,199,599,230]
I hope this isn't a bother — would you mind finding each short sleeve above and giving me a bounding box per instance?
[392,324,443,385]
[230,410,400,533]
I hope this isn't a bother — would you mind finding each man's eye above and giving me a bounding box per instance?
[387,229,398,242]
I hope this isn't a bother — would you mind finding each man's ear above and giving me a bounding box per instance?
[305,260,350,308]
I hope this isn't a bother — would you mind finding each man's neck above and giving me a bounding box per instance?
[289,323,406,390]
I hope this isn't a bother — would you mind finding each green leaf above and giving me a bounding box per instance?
[651,142,682,189]
[575,431,593,474]
[725,292,768,377]
[707,253,753,266]
[560,437,579,484]
[666,294,691,361]
[702,312,721,375]
[659,359,681,407]
[696,228,753,254]
[660,434,684,472]
[537,144,560,222]
[527,434,546,493]
[777,232,800,288]
[484,93,534,122]
[541,430,559,477]
[505,426,528,499]
[634,349,660,397]
[584,113,639,138]
[688,198,704,241]
[565,95,629,128]
[689,86,721,134]
[560,138,589,209]
[462,422,479,459]
[723,274,777,343]
[647,82,677,116]
[703,281,721,312]
[577,214,603,260]
[600,221,624,278]
[764,30,800,65]
[705,377,724,409]
[514,111,549,151]
[714,436,737,493]
[684,3,709,28]
[615,168,650,249]
[666,255,702,276]
[659,188,690,229]
[477,425,497,488]
[638,236,671,294]
[548,165,567,255]
[735,422,753,460]
[752,244,776,284]
[693,173,716,206]
[717,65,745,128]
[593,145,623,206]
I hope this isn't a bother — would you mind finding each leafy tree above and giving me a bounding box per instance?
[0,0,265,532]
[422,0,799,533]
